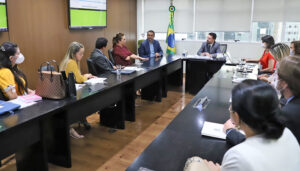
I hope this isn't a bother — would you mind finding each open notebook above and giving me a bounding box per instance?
[201,121,226,140]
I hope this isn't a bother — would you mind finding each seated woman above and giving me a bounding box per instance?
[290,40,300,56]
[0,42,33,100]
[258,43,290,86]
[112,33,148,66]
[60,42,96,139]
[184,80,300,171]
[245,35,276,73]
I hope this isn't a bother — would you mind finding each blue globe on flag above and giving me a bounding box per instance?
[168,33,175,48]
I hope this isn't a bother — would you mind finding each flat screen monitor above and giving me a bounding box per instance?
[0,0,8,32]
[69,0,107,30]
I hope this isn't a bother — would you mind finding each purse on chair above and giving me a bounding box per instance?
[35,60,66,99]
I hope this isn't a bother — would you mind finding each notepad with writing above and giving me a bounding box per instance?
[19,94,42,103]
[201,121,226,140]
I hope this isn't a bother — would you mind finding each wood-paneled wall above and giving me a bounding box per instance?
[0,0,137,88]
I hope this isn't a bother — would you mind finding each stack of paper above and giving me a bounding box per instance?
[186,55,212,60]
[19,94,42,103]
[84,77,107,85]
[10,97,37,109]
[123,66,144,71]
[201,121,226,139]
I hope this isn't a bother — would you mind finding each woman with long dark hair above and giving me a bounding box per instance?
[0,42,33,100]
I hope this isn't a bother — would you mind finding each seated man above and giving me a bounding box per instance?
[224,56,300,146]
[197,32,221,58]
[138,30,163,58]
[89,37,116,74]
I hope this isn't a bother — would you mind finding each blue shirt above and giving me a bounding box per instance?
[149,43,155,58]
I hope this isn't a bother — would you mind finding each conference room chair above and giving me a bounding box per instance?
[86,58,98,76]
[108,49,115,65]
[220,44,228,53]
[0,89,7,101]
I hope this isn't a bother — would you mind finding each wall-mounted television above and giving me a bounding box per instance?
[0,0,8,32]
[68,0,107,30]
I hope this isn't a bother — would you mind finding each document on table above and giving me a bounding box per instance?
[84,77,107,85]
[123,66,144,71]
[10,97,37,109]
[201,121,226,140]
[186,55,212,60]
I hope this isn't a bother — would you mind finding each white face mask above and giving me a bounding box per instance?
[290,49,294,56]
[261,43,266,48]
[15,53,25,64]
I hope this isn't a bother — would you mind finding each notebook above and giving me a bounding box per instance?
[0,100,21,115]
[19,94,42,103]
[10,97,37,109]
[201,121,226,140]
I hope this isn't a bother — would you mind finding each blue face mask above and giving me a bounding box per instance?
[290,49,294,56]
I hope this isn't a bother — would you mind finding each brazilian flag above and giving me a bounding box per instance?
[166,5,176,55]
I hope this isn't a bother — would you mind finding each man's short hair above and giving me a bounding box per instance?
[147,30,155,36]
[278,56,300,96]
[208,32,217,40]
[96,37,108,49]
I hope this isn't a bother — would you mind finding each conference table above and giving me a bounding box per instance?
[0,55,228,171]
[127,64,258,171]
[0,55,183,171]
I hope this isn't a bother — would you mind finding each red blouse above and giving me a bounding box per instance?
[260,50,276,70]
[113,45,133,66]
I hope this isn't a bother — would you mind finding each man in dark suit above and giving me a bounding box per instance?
[224,56,300,146]
[89,37,116,75]
[138,30,163,58]
[197,32,221,58]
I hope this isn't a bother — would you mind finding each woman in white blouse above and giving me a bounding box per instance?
[184,80,300,171]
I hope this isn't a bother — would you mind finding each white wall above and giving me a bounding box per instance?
[158,40,264,60]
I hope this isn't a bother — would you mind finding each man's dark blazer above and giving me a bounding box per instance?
[89,49,114,75]
[138,39,163,58]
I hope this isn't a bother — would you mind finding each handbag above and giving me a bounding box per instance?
[35,60,66,99]
[61,71,76,97]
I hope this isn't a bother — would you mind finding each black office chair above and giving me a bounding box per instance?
[220,44,228,53]
[86,58,98,76]
[0,89,8,101]
[108,49,115,65]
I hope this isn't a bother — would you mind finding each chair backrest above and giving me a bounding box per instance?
[108,49,115,65]
[0,89,8,101]
[86,58,98,76]
[138,39,145,49]
[220,44,227,53]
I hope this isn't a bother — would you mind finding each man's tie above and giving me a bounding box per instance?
[207,44,211,53]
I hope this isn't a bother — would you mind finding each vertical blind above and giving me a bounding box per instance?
[253,0,285,22]
[195,0,252,32]
[143,0,300,33]
[144,0,194,33]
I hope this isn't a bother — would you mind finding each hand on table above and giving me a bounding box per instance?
[223,119,235,133]
[203,159,221,171]
[155,53,161,58]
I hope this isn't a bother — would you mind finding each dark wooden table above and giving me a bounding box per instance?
[0,55,227,171]
[185,57,226,94]
[0,55,183,171]
[127,65,237,171]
